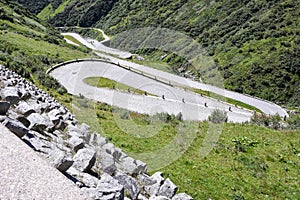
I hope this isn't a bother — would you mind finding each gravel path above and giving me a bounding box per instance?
[0,124,88,200]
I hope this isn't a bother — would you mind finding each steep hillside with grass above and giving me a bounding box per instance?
[0,0,91,95]
[15,0,117,27]
[15,0,299,107]
[1,1,300,199]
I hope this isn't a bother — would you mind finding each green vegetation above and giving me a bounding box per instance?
[3,1,300,199]
[83,77,151,96]
[0,0,91,91]
[16,0,299,107]
[191,88,262,112]
[59,27,105,42]
[70,97,300,200]
[63,35,82,46]
[208,109,228,123]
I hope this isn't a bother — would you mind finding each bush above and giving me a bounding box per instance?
[208,109,228,123]
[286,113,300,129]
[251,112,282,130]
[153,112,177,123]
[57,86,67,95]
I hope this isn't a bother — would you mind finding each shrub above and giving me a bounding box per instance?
[208,109,228,123]
[57,86,67,95]
[153,112,176,123]
[251,112,282,130]
[286,113,300,129]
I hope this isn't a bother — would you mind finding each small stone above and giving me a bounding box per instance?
[97,151,117,176]
[27,113,52,132]
[145,172,164,196]
[115,174,140,200]
[149,196,170,200]
[3,119,28,138]
[15,101,35,116]
[158,178,178,199]
[96,173,124,199]
[73,148,96,172]
[1,87,20,104]
[172,193,193,200]
[68,136,85,152]
[0,101,10,115]
[48,149,74,172]
[67,167,99,188]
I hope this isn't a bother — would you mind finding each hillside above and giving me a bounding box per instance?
[13,0,300,107]
[1,1,300,199]
[0,0,91,95]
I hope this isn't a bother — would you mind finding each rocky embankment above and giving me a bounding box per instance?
[0,65,193,200]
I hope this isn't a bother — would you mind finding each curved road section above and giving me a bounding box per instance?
[56,32,288,121]
[50,60,253,122]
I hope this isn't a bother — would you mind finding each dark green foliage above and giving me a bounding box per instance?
[0,0,89,93]
[251,112,282,130]
[286,113,300,129]
[48,0,118,27]
[208,109,228,123]
[14,0,300,106]
[232,136,259,153]
[14,0,54,14]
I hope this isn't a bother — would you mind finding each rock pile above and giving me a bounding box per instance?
[0,65,193,200]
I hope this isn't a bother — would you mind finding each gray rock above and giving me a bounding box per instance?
[138,194,149,200]
[68,136,85,152]
[136,159,148,174]
[80,187,100,199]
[97,151,117,176]
[82,187,124,200]
[172,193,193,200]
[97,173,124,200]
[16,116,30,128]
[27,113,52,132]
[0,116,7,122]
[0,101,10,115]
[23,134,49,153]
[19,88,31,100]
[3,119,28,138]
[118,157,147,175]
[73,148,96,172]
[1,87,20,104]
[145,172,164,196]
[48,149,74,172]
[89,133,108,147]
[30,101,50,114]
[15,101,36,116]
[115,174,140,200]
[137,174,156,186]
[158,178,178,199]
[68,124,91,143]
[102,143,123,160]
[67,167,99,188]
[149,196,170,200]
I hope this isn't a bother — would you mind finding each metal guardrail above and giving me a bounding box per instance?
[47,58,176,87]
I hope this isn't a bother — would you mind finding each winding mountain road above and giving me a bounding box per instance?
[53,32,288,122]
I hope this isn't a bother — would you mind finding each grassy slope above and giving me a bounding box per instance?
[96,0,300,107]
[83,77,150,96]
[15,0,300,106]
[1,1,300,199]
[72,98,300,199]
[0,0,91,94]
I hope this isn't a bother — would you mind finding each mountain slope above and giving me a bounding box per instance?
[13,0,300,107]
[1,0,90,93]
